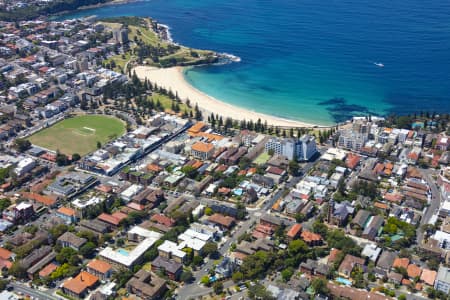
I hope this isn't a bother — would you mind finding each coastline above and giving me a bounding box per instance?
[134,66,325,128]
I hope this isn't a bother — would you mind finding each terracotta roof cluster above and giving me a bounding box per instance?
[407,264,422,278]
[0,247,13,260]
[63,271,99,295]
[38,263,58,278]
[57,207,76,217]
[192,141,214,153]
[286,223,302,239]
[328,248,342,264]
[420,269,437,286]
[392,257,410,269]
[345,153,361,169]
[97,212,128,226]
[22,192,57,206]
[208,213,236,228]
[300,230,322,243]
[187,122,207,135]
[150,214,175,227]
[87,259,112,274]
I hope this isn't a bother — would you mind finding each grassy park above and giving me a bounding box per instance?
[28,115,126,156]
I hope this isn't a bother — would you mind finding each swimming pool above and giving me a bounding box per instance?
[336,277,352,286]
[118,249,130,256]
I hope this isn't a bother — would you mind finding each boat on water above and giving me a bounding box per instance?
[373,62,384,67]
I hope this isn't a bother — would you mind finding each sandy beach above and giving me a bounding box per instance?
[133,66,320,128]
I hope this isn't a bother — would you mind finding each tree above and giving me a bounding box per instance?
[232,271,244,283]
[212,281,223,294]
[96,141,102,149]
[311,278,329,295]
[14,138,31,152]
[181,165,198,179]
[8,262,26,278]
[56,247,79,265]
[0,279,7,291]
[72,153,81,161]
[288,239,308,255]
[193,255,203,266]
[203,242,218,258]
[288,160,300,176]
[56,152,69,166]
[180,270,193,283]
[204,207,213,216]
[200,275,210,285]
[79,241,96,258]
[247,283,275,300]
[281,267,294,282]
[0,198,11,212]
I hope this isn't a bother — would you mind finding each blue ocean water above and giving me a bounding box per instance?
[60,0,450,125]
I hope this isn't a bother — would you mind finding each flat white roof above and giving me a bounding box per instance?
[128,226,162,239]
[72,196,104,209]
[179,228,211,242]
[100,232,161,267]
[121,184,143,198]
[157,240,186,259]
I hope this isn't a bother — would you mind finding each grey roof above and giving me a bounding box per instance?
[27,251,56,275]
[57,232,87,248]
[351,210,371,228]
[436,266,450,284]
[376,250,396,270]
[151,256,182,274]
[333,201,355,219]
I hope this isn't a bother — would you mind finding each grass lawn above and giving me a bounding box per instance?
[150,93,193,114]
[253,152,271,165]
[28,115,126,156]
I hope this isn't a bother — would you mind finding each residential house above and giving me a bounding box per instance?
[56,207,77,224]
[157,240,186,263]
[328,200,354,226]
[435,266,450,294]
[87,259,113,281]
[421,269,437,287]
[207,213,236,230]
[286,223,303,241]
[351,210,371,230]
[151,256,182,281]
[362,215,384,241]
[57,232,87,251]
[126,270,167,299]
[62,271,99,299]
[338,254,365,278]
[300,230,323,247]
[97,212,127,228]
[374,250,396,278]
[191,142,214,160]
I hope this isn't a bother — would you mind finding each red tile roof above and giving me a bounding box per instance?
[345,153,361,169]
[208,213,236,228]
[0,247,13,260]
[286,223,302,239]
[151,214,175,227]
[393,257,410,269]
[57,207,76,217]
[22,192,56,206]
[420,269,437,286]
[39,263,57,277]
[407,264,422,278]
[328,248,342,264]
[63,271,99,295]
[87,259,112,274]
[301,230,322,243]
